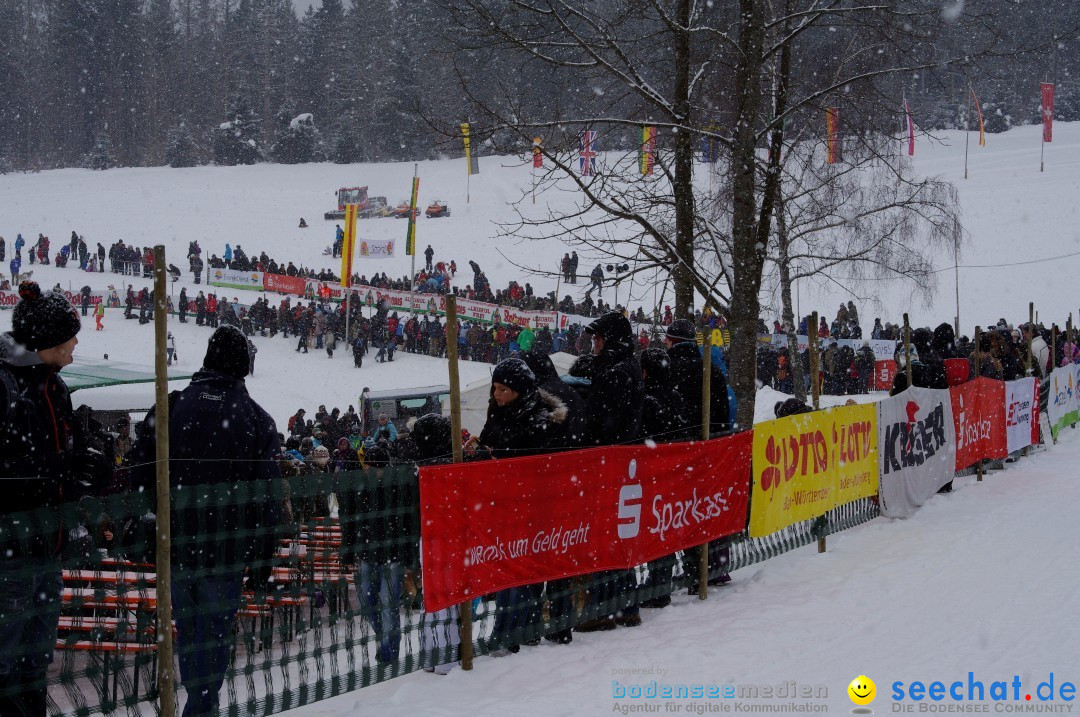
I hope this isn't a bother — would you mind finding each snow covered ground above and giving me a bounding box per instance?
[290,428,1080,717]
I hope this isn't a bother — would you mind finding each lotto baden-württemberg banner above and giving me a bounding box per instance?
[749,404,878,537]
[877,387,956,519]
[1046,365,1080,440]
[1004,377,1039,453]
[418,434,752,613]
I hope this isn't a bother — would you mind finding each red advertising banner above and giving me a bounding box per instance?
[950,377,1007,471]
[418,433,753,613]
[263,272,307,296]
[874,360,898,391]
[1042,82,1055,143]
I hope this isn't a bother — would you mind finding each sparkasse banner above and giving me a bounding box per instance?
[418,434,752,613]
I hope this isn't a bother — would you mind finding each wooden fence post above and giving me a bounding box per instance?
[153,246,176,717]
[975,326,983,482]
[445,295,473,670]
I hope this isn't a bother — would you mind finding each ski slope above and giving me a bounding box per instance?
[1,121,1077,332]
[291,428,1080,716]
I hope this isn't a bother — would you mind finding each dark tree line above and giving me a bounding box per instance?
[0,0,1074,172]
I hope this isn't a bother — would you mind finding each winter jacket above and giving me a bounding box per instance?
[585,327,644,446]
[129,370,283,574]
[640,379,691,444]
[667,340,730,435]
[478,387,568,458]
[339,462,419,566]
[0,334,90,558]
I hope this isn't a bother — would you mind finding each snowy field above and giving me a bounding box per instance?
[291,428,1080,716]
[2,122,1077,427]
[1,122,1078,716]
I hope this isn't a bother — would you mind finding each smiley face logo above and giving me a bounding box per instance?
[848,675,876,706]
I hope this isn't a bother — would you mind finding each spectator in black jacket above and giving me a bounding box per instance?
[577,312,645,631]
[0,282,102,717]
[664,318,732,593]
[130,325,283,717]
[665,319,730,435]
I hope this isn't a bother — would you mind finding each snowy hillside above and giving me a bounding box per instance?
[1,122,1077,331]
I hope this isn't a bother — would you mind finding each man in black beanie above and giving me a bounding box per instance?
[129,324,282,717]
[0,281,101,716]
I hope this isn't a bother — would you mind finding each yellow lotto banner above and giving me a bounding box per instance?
[748,403,878,537]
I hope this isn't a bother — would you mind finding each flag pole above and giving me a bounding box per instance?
[1041,77,1047,173]
[410,163,418,295]
[965,87,972,180]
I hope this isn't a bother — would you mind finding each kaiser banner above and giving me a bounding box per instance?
[749,403,878,537]
[1004,377,1039,453]
[950,377,1007,470]
[877,386,956,518]
[1046,364,1080,440]
[358,239,395,260]
[418,434,753,613]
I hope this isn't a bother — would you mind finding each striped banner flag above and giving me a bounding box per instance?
[579,130,597,176]
[462,122,480,175]
[341,204,357,287]
[639,125,656,175]
[405,173,419,256]
[971,88,987,146]
[826,107,840,164]
[1042,83,1055,143]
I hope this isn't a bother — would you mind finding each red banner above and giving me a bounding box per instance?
[826,107,840,164]
[418,433,753,613]
[1042,82,1055,143]
[874,360,897,391]
[263,272,307,295]
[950,377,1007,470]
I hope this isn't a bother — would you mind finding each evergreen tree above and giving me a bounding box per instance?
[166,123,199,167]
[270,108,322,164]
[213,96,261,165]
[83,131,118,170]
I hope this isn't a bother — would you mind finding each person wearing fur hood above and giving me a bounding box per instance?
[476,357,568,457]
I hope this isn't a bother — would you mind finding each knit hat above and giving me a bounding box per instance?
[665,318,696,343]
[774,398,813,418]
[639,347,672,383]
[202,325,250,379]
[11,281,81,351]
[491,357,536,394]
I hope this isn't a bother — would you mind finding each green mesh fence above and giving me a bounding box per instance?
[0,453,884,717]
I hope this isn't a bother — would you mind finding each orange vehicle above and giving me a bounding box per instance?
[392,201,419,219]
[324,186,369,220]
[425,200,450,218]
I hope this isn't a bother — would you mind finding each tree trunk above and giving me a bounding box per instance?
[671,0,695,320]
[728,0,767,429]
[777,205,806,402]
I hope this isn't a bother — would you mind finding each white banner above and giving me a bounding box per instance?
[768,334,897,361]
[1004,378,1038,454]
[1046,364,1080,440]
[358,239,395,259]
[209,267,264,289]
[877,386,957,519]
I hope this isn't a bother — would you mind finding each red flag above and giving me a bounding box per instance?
[826,107,840,164]
[903,99,915,156]
[1042,83,1055,143]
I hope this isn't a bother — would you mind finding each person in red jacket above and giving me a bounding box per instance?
[206,294,219,328]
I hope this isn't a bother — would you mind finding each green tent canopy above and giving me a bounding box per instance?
[63,356,193,392]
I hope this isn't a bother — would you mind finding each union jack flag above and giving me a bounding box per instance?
[579,130,597,176]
